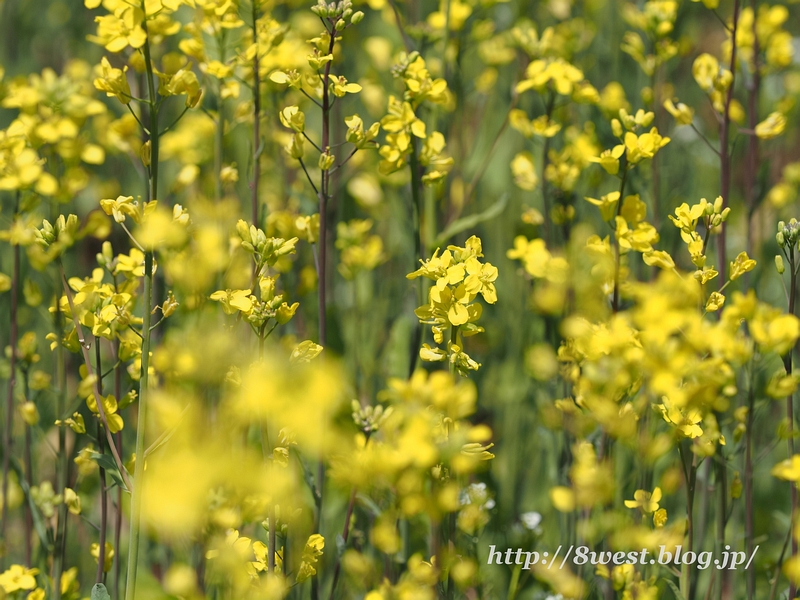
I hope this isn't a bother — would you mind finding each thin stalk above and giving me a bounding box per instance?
[309,23,338,600]
[95,340,108,585]
[328,483,359,600]
[612,168,629,313]
[785,249,797,600]
[22,369,32,567]
[679,442,697,600]
[114,426,122,600]
[1,229,20,566]
[317,23,336,349]
[251,0,261,226]
[717,0,741,282]
[268,506,276,574]
[53,280,68,600]
[125,6,158,598]
[745,361,755,599]
[408,141,425,378]
[540,91,555,247]
[715,454,727,600]
[743,0,760,267]
[215,32,227,203]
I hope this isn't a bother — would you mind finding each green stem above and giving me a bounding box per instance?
[251,0,261,226]
[785,249,797,600]
[1,209,19,567]
[53,275,68,600]
[125,6,158,598]
[679,442,697,600]
[22,369,32,567]
[717,0,740,283]
[95,340,108,585]
[215,31,227,203]
[408,141,425,378]
[714,454,726,600]
[612,167,628,313]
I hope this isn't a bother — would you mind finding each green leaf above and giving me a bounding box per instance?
[91,583,112,600]
[89,451,130,493]
[20,474,53,551]
[665,579,686,600]
[7,456,52,551]
[432,193,508,249]
[356,493,382,517]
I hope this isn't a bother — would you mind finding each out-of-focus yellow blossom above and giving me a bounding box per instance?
[91,541,114,573]
[0,565,39,593]
[336,219,385,279]
[754,112,786,140]
[625,487,662,513]
[296,534,324,583]
[511,152,538,191]
[663,98,694,125]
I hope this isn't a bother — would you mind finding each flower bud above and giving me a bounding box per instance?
[776,255,786,274]
[351,10,364,23]
[777,231,786,246]
[19,401,39,426]
[336,18,346,29]
[611,119,623,137]
[140,140,151,167]
[318,148,335,171]
[162,291,179,318]
[714,195,723,213]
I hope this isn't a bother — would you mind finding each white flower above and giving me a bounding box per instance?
[520,511,542,530]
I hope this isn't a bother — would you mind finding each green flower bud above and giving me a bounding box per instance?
[776,255,786,274]
[351,10,364,23]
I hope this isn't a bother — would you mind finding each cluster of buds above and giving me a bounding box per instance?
[34,214,81,250]
[351,401,393,435]
[236,219,298,271]
[311,0,363,25]
[776,219,800,249]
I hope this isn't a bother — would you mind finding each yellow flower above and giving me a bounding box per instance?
[210,289,254,315]
[163,69,202,108]
[772,455,800,482]
[91,541,115,573]
[93,57,131,104]
[584,191,620,222]
[623,128,670,164]
[624,487,662,513]
[511,152,538,191]
[330,75,362,97]
[653,508,668,527]
[90,8,147,53]
[589,145,625,175]
[531,115,561,137]
[754,112,786,140]
[296,534,325,583]
[0,565,39,593]
[729,251,756,280]
[63,488,81,515]
[692,53,722,93]
[279,106,305,133]
[99,195,140,224]
[663,98,694,125]
[705,291,726,312]
[643,250,675,270]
